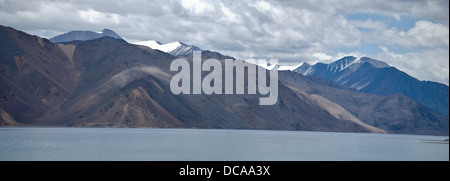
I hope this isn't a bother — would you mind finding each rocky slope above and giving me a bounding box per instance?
[1,25,448,135]
[279,71,448,135]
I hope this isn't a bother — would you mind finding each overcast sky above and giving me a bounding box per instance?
[0,0,448,84]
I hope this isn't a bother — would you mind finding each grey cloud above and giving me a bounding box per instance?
[0,0,448,84]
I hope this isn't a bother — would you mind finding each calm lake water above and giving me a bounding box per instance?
[0,127,448,161]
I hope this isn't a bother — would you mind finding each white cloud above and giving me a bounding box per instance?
[79,9,120,24]
[312,53,333,62]
[406,20,449,48]
[349,19,388,31]
[0,0,448,84]
[376,46,449,85]
[219,2,239,23]
[378,20,449,48]
[180,0,215,15]
[257,1,271,11]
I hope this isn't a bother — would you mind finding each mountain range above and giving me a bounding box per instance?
[292,56,449,118]
[0,25,448,135]
[49,29,201,57]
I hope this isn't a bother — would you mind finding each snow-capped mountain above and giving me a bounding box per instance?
[291,56,448,118]
[134,40,201,56]
[50,29,123,43]
[249,56,390,74]
[293,62,312,75]
[294,56,390,76]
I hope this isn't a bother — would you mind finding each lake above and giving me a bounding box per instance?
[0,127,448,161]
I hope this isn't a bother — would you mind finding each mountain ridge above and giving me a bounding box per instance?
[292,56,449,118]
[49,29,123,43]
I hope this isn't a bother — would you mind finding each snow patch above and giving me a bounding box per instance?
[278,62,305,71]
[134,40,182,53]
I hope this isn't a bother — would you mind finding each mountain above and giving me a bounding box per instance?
[293,56,449,118]
[1,25,448,135]
[279,71,448,135]
[49,29,123,43]
[134,40,201,56]
[0,25,383,133]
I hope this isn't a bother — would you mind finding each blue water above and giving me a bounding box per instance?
[0,127,448,161]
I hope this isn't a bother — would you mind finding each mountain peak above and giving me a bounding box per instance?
[50,29,123,43]
[325,56,390,72]
[325,56,358,73]
[357,57,390,68]
[101,28,114,33]
[291,56,391,75]
[292,62,313,75]
[134,40,201,56]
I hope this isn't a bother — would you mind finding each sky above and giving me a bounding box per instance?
[0,0,448,85]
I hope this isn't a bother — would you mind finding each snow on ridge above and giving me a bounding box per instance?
[278,62,304,71]
[341,56,359,70]
[133,40,182,53]
[245,61,304,71]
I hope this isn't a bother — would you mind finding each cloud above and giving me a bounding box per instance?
[378,20,449,48]
[0,0,448,84]
[79,9,120,24]
[349,18,388,31]
[405,20,449,48]
[376,46,449,85]
[180,0,215,15]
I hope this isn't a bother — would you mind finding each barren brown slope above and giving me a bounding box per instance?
[44,37,253,129]
[52,37,377,132]
[0,25,79,124]
[0,26,383,133]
